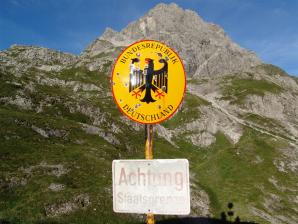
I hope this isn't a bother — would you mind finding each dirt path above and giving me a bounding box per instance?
[194,92,298,146]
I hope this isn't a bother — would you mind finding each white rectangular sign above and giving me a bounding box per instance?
[112,159,190,215]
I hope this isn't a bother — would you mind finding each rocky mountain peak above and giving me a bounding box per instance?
[122,2,205,38]
[88,3,261,77]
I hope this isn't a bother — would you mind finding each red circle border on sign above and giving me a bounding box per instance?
[110,39,187,125]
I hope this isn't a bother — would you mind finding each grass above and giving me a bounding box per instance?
[256,64,288,77]
[162,93,210,129]
[221,77,284,104]
[57,67,103,86]
[0,71,22,98]
[187,78,209,85]
[1,103,297,223]
[189,129,296,223]
[155,125,297,223]
[1,61,297,223]
[0,106,144,224]
[90,52,110,59]
[242,113,287,134]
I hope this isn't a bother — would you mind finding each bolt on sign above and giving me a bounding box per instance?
[112,159,190,215]
[111,40,186,124]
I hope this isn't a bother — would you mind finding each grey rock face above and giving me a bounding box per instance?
[7,95,33,110]
[21,162,69,177]
[48,183,65,192]
[31,125,67,138]
[44,194,90,217]
[81,39,114,58]
[100,28,133,47]
[0,45,78,76]
[81,123,121,145]
[1,45,78,66]
[92,3,260,77]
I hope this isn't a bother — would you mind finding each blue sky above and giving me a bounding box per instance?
[1,0,298,76]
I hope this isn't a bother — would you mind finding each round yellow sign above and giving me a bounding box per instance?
[111,40,186,124]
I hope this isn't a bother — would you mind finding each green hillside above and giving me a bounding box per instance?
[1,53,297,224]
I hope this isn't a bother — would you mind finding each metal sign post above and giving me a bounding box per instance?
[145,124,153,160]
[145,124,154,224]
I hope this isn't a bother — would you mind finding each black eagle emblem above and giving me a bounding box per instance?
[129,54,168,104]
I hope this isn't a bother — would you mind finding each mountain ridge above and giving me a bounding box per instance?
[92,2,261,78]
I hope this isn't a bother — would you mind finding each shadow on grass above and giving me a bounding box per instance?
[157,203,258,224]
[0,203,258,224]
[157,217,257,224]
